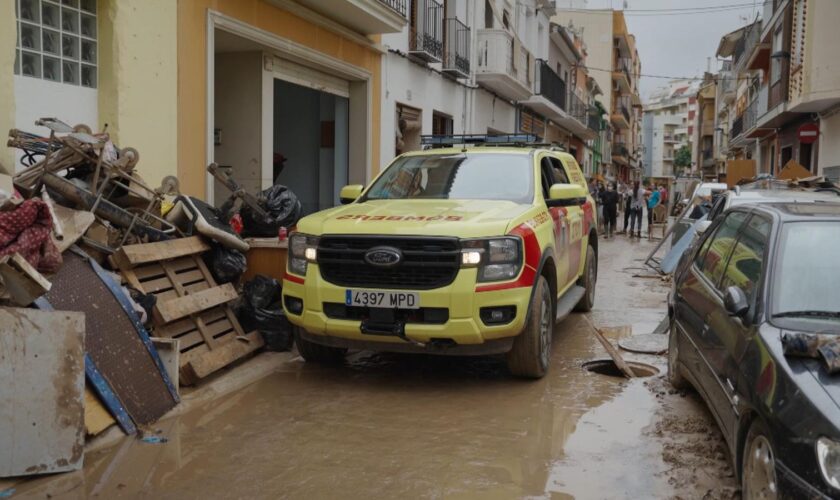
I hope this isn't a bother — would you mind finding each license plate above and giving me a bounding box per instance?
[345,289,419,309]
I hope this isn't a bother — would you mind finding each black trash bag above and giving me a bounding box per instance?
[222,185,302,238]
[238,274,293,351]
[204,243,247,284]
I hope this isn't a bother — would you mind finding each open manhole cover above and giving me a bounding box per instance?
[618,334,668,355]
[582,359,659,378]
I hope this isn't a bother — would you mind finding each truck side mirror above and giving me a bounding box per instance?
[339,184,364,204]
[546,184,588,208]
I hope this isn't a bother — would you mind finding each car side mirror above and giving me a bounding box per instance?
[547,184,588,208]
[724,286,749,317]
[339,184,364,204]
[696,220,713,235]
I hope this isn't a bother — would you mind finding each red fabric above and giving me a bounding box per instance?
[0,199,62,273]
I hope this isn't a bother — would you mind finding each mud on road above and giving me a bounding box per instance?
[15,236,739,499]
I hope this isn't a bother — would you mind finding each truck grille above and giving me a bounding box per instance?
[317,235,460,289]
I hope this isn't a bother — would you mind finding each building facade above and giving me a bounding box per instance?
[641,79,699,178]
[5,0,394,213]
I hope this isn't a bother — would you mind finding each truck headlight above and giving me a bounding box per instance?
[288,233,319,277]
[461,237,523,282]
[817,437,840,490]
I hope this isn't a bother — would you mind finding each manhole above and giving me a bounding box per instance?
[618,334,668,355]
[582,359,659,378]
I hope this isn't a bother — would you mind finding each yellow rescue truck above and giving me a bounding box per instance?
[282,135,599,377]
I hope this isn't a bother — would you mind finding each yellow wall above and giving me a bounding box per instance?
[0,0,16,174]
[99,0,178,188]
[177,0,382,199]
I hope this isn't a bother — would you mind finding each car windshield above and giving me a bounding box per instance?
[772,221,840,327]
[363,153,533,204]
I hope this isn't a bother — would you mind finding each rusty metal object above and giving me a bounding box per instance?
[207,162,268,219]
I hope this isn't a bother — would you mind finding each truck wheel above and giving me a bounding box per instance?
[507,275,553,379]
[667,317,690,390]
[294,327,347,364]
[574,245,597,312]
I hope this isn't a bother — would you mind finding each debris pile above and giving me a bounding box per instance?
[1,118,297,479]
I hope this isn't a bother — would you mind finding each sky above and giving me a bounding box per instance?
[557,0,765,102]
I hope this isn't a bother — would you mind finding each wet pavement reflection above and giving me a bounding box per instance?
[17,237,708,500]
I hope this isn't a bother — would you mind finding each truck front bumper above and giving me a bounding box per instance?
[282,266,531,353]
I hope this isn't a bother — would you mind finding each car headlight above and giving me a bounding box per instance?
[288,233,319,277]
[817,437,840,490]
[461,237,523,282]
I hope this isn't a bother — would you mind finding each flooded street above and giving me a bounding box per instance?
[16,236,738,499]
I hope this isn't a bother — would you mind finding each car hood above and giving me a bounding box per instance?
[296,199,532,238]
[780,330,840,410]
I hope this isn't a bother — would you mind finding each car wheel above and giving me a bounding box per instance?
[742,420,779,500]
[667,317,690,390]
[294,326,347,364]
[507,275,553,379]
[574,245,597,312]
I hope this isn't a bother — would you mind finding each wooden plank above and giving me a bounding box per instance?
[171,330,205,351]
[0,308,85,477]
[581,316,635,379]
[112,236,209,269]
[84,386,116,437]
[155,309,226,338]
[0,253,52,306]
[153,284,238,324]
[204,315,235,339]
[160,258,218,349]
[171,269,204,287]
[180,331,264,385]
[133,263,167,281]
[139,274,175,294]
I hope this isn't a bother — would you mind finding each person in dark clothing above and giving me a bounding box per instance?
[600,182,619,238]
[622,186,633,233]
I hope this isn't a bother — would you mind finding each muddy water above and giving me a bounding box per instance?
[16,237,723,499]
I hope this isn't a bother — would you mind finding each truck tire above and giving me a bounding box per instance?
[294,327,347,364]
[506,275,553,379]
[574,245,597,312]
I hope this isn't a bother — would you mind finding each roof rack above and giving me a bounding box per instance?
[420,134,564,150]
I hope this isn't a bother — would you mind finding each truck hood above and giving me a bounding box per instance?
[296,199,533,238]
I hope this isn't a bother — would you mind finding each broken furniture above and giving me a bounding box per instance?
[111,236,264,385]
[165,195,249,252]
[0,308,85,477]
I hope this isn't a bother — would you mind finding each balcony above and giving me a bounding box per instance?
[520,60,596,140]
[700,120,714,137]
[586,107,602,132]
[662,134,678,143]
[612,58,631,94]
[732,23,761,71]
[409,0,443,63]
[730,115,743,142]
[612,142,629,164]
[294,0,408,34]
[702,148,715,169]
[476,29,532,101]
[442,18,470,78]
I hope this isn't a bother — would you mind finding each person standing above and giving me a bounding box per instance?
[647,183,661,237]
[629,181,645,238]
[601,182,619,238]
[622,185,633,234]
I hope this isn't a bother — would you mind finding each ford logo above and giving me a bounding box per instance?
[364,246,402,267]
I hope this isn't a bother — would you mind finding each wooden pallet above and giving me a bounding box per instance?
[111,237,263,385]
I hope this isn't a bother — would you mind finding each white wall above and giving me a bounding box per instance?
[554,11,613,112]
[818,111,840,175]
[13,76,97,171]
[213,52,263,205]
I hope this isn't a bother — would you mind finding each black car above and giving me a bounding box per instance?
[668,202,840,499]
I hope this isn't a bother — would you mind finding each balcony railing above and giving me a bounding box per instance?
[379,0,407,17]
[620,103,631,123]
[442,18,470,78]
[409,0,443,62]
[613,143,629,158]
[733,23,761,70]
[769,79,785,111]
[619,58,632,85]
[568,92,588,124]
[587,108,601,131]
[535,59,566,111]
[730,115,743,141]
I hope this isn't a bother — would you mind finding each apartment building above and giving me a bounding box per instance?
[5,0,396,212]
[556,9,643,183]
[694,77,718,179]
[381,0,602,172]
[642,80,699,178]
[721,0,840,178]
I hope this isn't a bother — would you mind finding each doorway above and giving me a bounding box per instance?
[274,79,349,215]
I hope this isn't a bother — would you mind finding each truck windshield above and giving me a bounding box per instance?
[363,153,533,204]
[772,222,840,327]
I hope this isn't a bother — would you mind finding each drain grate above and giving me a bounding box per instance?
[582,359,659,378]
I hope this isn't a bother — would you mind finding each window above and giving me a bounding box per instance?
[799,142,812,171]
[549,157,569,184]
[771,26,783,84]
[781,145,792,169]
[695,211,748,289]
[432,111,453,136]
[721,215,770,302]
[14,0,97,87]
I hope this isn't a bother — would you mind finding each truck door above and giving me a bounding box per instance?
[539,156,570,293]
[552,156,584,289]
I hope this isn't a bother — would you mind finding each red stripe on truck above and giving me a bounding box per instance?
[475,223,540,292]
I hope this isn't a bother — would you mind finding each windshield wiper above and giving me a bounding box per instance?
[773,310,840,319]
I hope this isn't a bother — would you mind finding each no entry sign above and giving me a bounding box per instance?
[799,122,820,144]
